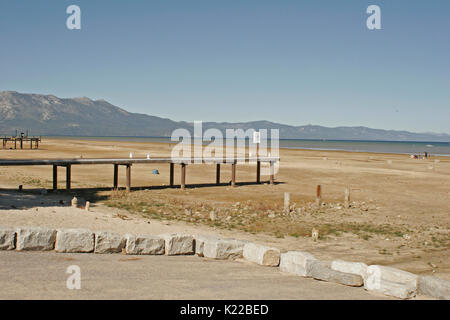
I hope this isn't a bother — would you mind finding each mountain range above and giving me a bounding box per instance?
[1,91,449,142]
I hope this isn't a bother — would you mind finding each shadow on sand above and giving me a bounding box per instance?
[0,180,283,210]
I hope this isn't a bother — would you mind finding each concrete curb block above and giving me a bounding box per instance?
[95,231,126,254]
[279,251,317,277]
[16,226,57,251]
[55,229,95,253]
[0,226,16,250]
[364,265,418,299]
[243,242,280,267]
[309,261,364,287]
[203,238,247,260]
[125,234,165,255]
[331,260,368,279]
[194,234,221,257]
[160,233,195,255]
[1,225,448,300]
[418,276,450,300]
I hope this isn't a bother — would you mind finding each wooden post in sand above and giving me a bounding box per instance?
[66,165,71,190]
[52,165,58,190]
[126,164,131,192]
[269,162,275,185]
[180,163,186,190]
[169,163,174,187]
[231,161,236,187]
[284,192,290,213]
[256,161,261,184]
[113,164,119,189]
[316,185,322,208]
[216,163,220,185]
[344,187,350,209]
[254,131,261,184]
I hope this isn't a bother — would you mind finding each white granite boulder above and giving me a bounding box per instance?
[418,276,450,300]
[279,251,317,277]
[95,231,126,254]
[16,226,57,251]
[309,260,363,287]
[125,234,165,255]
[195,234,221,257]
[160,234,194,255]
[203,238,247,260]
[243,242,280,266]
[331,260,368,279]
[0,226,16,250]
[55,229,95,253]
[364,265,418,299]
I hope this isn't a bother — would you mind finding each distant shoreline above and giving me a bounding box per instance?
[42,135,450,143]
[41,136,450,157]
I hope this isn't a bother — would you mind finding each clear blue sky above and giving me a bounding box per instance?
[1,0,449,133]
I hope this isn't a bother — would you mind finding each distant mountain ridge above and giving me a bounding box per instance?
[1,91,449,142]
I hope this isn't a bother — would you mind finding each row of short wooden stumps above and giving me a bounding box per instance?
[283,185,351,212]
[282,185,352,241]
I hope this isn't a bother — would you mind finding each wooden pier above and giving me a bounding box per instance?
[1,134,41,149]
[0,157,279,191]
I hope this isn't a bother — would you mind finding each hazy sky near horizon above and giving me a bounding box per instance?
[1,0,449,134]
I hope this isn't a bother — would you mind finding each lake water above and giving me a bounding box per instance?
[47,136,450,156]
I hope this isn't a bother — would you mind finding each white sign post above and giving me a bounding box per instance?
[253,131,260,159]
[253,131,261,144]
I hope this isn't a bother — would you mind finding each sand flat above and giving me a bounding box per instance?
[0,138,448,280]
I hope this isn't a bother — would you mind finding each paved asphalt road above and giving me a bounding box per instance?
[0,251,392,300]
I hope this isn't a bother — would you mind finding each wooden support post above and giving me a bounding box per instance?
[126,164,131,192]
[284,192,290,213]
[170,163,174,187]
[66,165,71,190]
[316,185,322,208]
[344,187,350,209]
[231,162,236,187]
[52,165,58,190]
[256,160,261,184]
[180,163,186,190]
[316,185,322,198]
[216,163,220,185]
[113,164,119,189]
[269,162,274,185]
[30,140,32,149]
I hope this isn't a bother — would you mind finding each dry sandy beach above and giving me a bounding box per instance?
[0,138,449,282]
